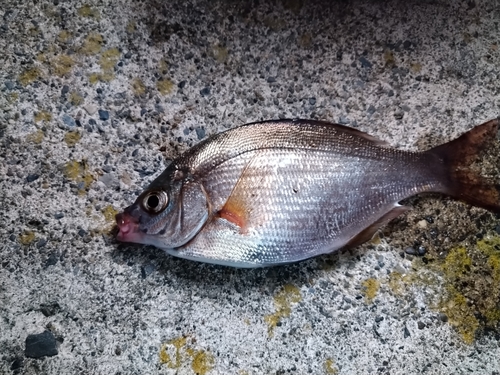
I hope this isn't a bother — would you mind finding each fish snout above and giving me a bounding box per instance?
[115,211,140,242]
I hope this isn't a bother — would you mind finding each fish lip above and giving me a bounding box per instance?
[115,212,141,242]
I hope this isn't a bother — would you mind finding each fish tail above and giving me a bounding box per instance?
[428,118,500,213]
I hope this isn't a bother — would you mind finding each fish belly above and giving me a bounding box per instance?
[171,148,435,267]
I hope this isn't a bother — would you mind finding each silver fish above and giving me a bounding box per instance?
[116,119,500,267]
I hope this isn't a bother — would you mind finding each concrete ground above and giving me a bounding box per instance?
[1,0,500,374]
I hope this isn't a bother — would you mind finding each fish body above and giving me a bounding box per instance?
[116,119,500,267]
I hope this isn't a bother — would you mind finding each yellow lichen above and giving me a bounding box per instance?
[64,160,80,180]
[361,278,380,303]
[27,129,45,144]
[477,237,500,286]
[410,62,422,73]
[298,33,312,48]
[63,160,94,193]
[100,72,115,82]
[58,30,72,43]
[157,79,174,95]
[78,4,99,18]
[324,358,338,374]
[387,271,405,295]
[99,48,120,71]
[169,337,187,368]
[188,349,214,375]
[487,254,500,285]
[80,33,104,55]
[81,174,94,190]
[19,68,42,86]
[159,337,186,368]
[83,47,120,84]
[430,236,500,344]
[365,232,500,345]
[89,73,100,84]
[159,337,214,374]
[442,247,471,282]
[9,92,19,103]
[88,72,114,84]
[132,78,146,96]
[102,205,118,224]
[484,308,500,322]
[36,53,47,62]
[19,231,35,245]
[64,131,81,147]
[438,286,479,344]
[159,345,171,365]
[69,91,83,105]
[51,54,75,76]
[264,284,302,336]
[34,111,52,123]
[383,49,395,67]
[126,21,136,33]
[29,27,41,37]
[211,45,228,63]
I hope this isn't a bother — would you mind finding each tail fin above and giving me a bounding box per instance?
[428,118,500,213]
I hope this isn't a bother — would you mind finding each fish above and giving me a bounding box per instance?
[116,118,500,268]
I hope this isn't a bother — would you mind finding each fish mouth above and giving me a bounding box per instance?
[115,212,143,243]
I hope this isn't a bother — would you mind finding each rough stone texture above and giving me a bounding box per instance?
[1,0,500,374]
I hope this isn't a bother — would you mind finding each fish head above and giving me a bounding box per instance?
[116,166,209,249]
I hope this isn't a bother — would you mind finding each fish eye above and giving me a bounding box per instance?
[142,190,168,213]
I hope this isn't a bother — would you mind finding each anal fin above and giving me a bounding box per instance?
[346,205,409,248]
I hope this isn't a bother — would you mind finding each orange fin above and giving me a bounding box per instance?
[218,198,248,233]
[347,205,409,248]
[217,149,267,234]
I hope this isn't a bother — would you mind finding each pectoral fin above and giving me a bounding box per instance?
[218,198,249,233]
[346,205,409,248]
[217,150,267,234]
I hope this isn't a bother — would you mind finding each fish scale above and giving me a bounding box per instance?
[116,119,500,267]
[176,149,431,265]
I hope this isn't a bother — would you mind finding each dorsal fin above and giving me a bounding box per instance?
[182,119,391,177]
[295,119,390,148]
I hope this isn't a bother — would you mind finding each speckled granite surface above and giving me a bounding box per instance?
[1,0,500,374]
